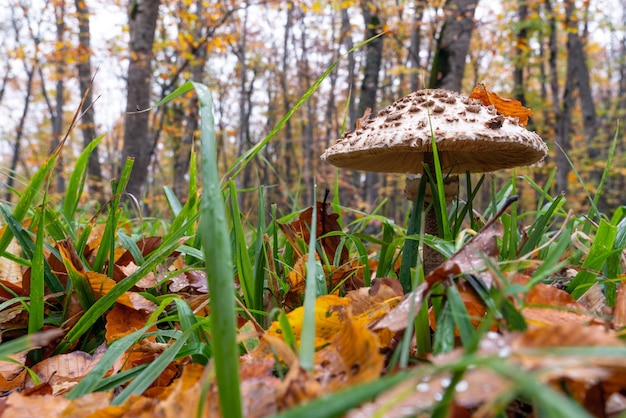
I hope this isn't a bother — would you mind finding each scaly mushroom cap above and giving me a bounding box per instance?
[321,89,547,174]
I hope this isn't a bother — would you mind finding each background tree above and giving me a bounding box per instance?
[428,0,479,90]
[75,0,103,202]
[121,0,161,201]
[357,1,384,208]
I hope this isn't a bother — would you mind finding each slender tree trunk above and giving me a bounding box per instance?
[292,9,315,206]
[50,1,66,194]
[341,7,357,129]
[359,1,384,208]
[75,0,103,202]
[513,1,529,105]
[409,0,426,92]
[6,66,35,202]
[235,2,252,209]
[566,1,596,149]
[121,0,161,201]
[173,0,208,201]
[428,0,479,90]
[280,5,294,194]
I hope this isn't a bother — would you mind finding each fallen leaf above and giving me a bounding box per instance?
[105,304,157,342]
[58,392,112,418]
[279,202,348,266]
[426,221,503,289]
[2,391,70,418]
[369,282,428,332]
[25,348,106,394]
[469,83,532,127]
[88,271,157,312]
[314,316,384,392]
[512,274,595,327]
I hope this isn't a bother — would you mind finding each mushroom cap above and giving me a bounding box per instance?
[321,89,547,174]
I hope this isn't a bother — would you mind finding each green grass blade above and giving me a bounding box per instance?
[519,194,565,257]
[27,199,47,337]
[0,205,64,293]
[228,180,255,310]
[591,122,619,219]
[66,324,154,399]
[399,175,426,292]
[112,323,204,405]
[300,186,318,372]
[63,134,105,225]
[173,298,208,364]
[163,186,183,217]
[193,82,243,418]
[0,143,64,256]
[91,158,134,273]
[567,219,618,298]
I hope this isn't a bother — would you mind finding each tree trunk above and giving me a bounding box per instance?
[280,4,294,195]
[75,0,104,202]
[409,0,426,92]
[173,0,208,201]
[359,1,384,208]
[50,1,66,195]
[341,7,357,129]
[6,66,35,202]
[428,0,479,90]
[513,0,529,105]
[121,0,161,201]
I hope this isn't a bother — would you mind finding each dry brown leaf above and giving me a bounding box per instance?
[168,271,190,293]
[2,392,70,418]
[88,271,157,312]
[278,201,348,266]
[314,316,384,392]
[154,363,220,417]
[512,322,623,351]
[511,273,595,327]
[469,83,532,127]
[185,269,208,293]
[24,348,105,394]
[0,238,23,286]
[0,369,26,392]
[0,351,28,381]
[369,282,428,332]
[426,221,503,289]
[277,365,322,410]
[105,304,157,343]
[59,392,112,418]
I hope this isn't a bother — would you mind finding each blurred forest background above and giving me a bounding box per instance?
[1,0,625,221]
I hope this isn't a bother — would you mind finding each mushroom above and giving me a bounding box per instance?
[321,88,547,275]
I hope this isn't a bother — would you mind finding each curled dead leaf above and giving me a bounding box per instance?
[469,83,532,127]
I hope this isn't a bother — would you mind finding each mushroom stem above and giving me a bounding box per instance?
[405,168,459,275]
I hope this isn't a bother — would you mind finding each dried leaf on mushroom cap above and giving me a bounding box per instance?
[321,89,547,175]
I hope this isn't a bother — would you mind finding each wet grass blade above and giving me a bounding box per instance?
[193,82,243,418]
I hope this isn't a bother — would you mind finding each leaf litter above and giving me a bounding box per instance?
[1,197,626,417]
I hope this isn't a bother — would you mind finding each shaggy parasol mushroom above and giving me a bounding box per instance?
[321,88,547,274]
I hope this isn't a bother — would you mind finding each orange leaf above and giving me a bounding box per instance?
[105,304,157,342]
[88,272,157,312]
[469,83,532,127]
